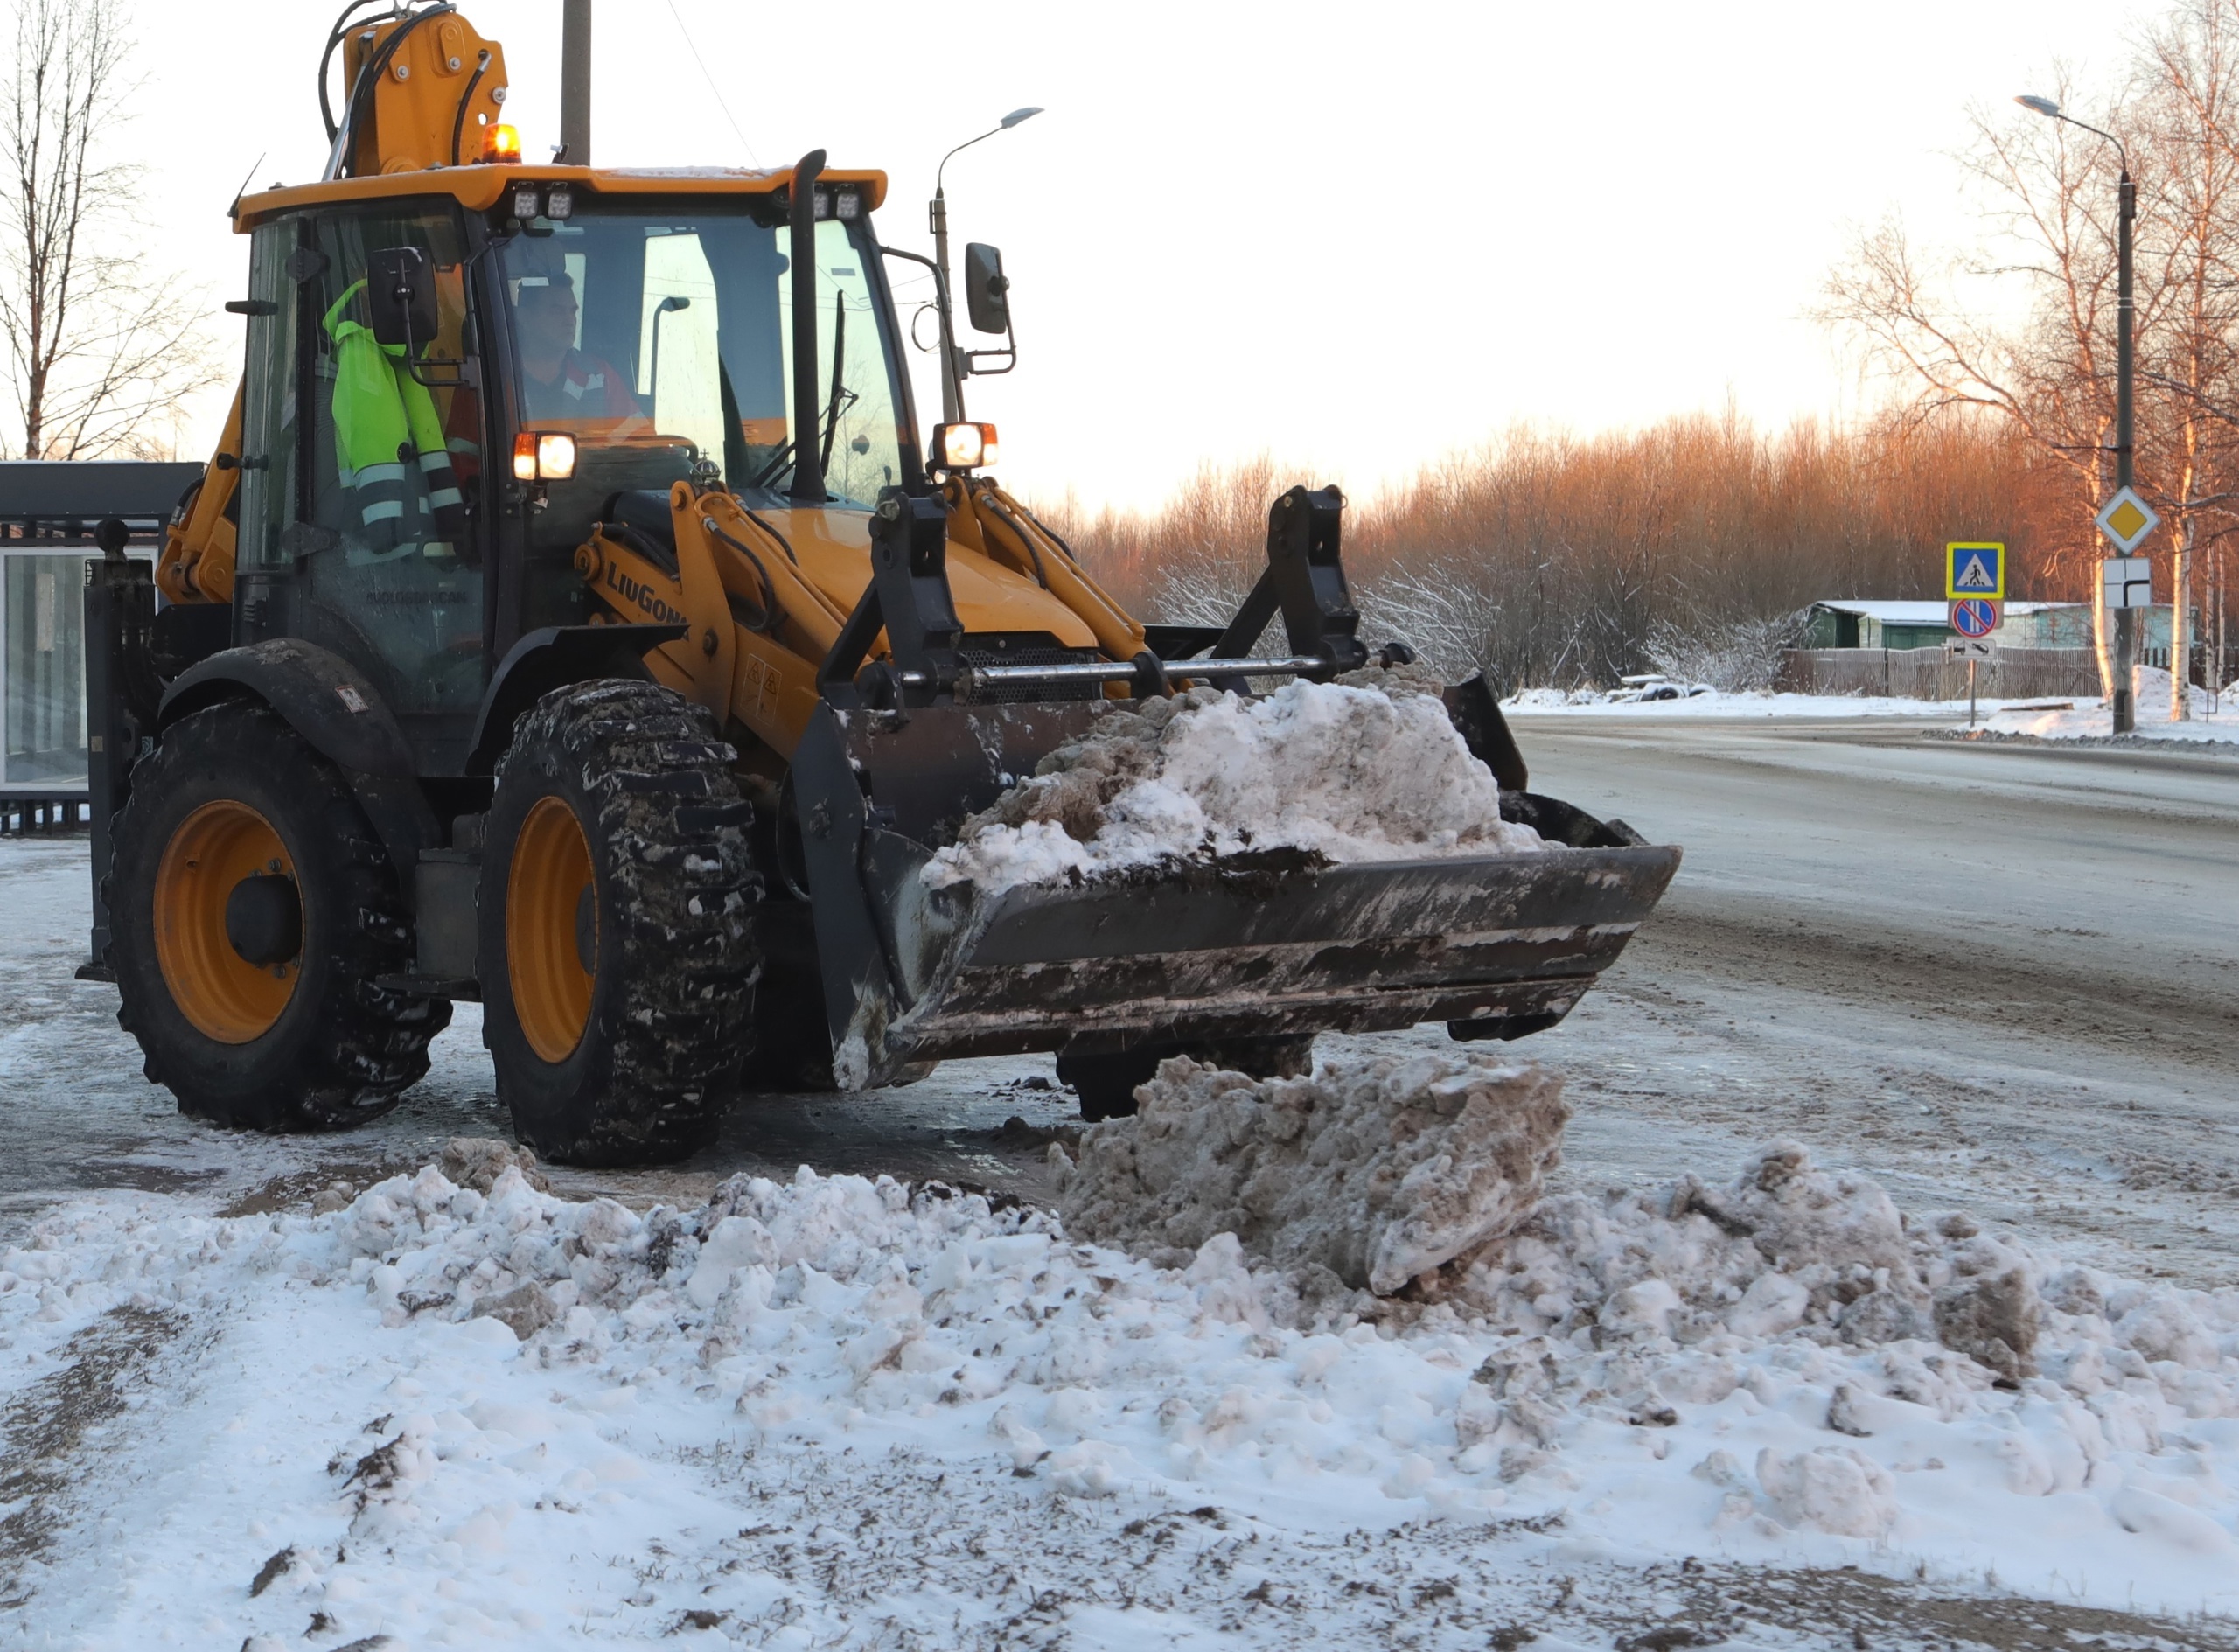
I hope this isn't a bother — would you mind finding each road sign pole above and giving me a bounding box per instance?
[1970,656,1978,728]
[2114,168,2137,734]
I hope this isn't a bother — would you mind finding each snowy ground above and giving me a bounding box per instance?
[7,1138,2237,1649]
[3,714,2237,1648]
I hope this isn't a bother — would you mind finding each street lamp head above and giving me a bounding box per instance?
[2016,94,2062,117]
[1000,107,1043,129]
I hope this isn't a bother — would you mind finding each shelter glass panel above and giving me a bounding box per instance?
[3,552,89,785]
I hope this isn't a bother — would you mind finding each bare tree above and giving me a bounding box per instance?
[2131,1,2239,717]
[1824,2,2239,714]
[0,0,214,461]
[1822,77,2133,694]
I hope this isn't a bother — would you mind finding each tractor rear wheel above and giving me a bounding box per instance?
[107,700,450,1130]
[478,680,761,1166]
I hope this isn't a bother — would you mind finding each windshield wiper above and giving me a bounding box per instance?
[818,295,856,473]
[748,297,858,494]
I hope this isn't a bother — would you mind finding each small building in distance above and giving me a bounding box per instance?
[1803,599,2175,652]
[1993,603,2095,649]
[1803,601,1953,651]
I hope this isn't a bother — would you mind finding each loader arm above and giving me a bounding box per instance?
[575,479,1113,760]
[154,384,244,606]
[945,476,1145,662]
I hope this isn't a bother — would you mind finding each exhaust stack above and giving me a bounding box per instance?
[561,0,591,164]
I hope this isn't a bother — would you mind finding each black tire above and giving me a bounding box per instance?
[478,680,760,1166]
[1058,1035,1316,1122]
[107,699,450,1130]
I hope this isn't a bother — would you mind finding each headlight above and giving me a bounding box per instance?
[933,422,998,471]
[513,431,578,481]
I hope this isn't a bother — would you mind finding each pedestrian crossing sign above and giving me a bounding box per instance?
[1945,541,2005,600]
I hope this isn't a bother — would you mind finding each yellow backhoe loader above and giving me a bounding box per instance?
[75,2,1678,1164]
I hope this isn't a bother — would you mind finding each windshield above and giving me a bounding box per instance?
[495,207,908,510]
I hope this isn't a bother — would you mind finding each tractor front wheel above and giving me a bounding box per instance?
[478,680,761,1166]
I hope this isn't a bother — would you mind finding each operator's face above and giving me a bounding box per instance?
[519,289,579,358]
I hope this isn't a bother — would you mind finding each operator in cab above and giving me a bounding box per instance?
[513,275,643,429]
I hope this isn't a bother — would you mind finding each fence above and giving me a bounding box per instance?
[1776,647,2103,701]
[0,794,87,834]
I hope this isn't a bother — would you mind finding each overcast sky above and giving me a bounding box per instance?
[130,0,2170,511]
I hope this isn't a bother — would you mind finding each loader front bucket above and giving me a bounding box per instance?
[789,701,1680,1089]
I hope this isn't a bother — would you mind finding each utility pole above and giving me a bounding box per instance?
[2113,164,2138,733]
[561,0,592,166]
[2017,94,2141,733]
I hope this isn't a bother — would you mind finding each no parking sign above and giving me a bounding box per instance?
[1950,597,2001,638]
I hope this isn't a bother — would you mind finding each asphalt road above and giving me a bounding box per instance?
[1507,714,2239,1291]
[3,714,2235,1286]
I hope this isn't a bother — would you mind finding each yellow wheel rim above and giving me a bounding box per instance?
[509,794,597,1063]
[154,799,300,1044]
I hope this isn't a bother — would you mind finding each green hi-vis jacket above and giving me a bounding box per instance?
[323,279,469,552]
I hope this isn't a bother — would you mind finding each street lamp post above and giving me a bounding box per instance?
[2017,94,2138,733]
[931,108,1043,423]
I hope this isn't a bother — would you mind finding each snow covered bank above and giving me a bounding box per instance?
[926,672,1542,894]
[5,1116,2237,1642]
[1503,673,2239,740]
[1504,686,2050,720]
[1973,671,2239,744]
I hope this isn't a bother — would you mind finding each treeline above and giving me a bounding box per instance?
[1043,412,2074,689]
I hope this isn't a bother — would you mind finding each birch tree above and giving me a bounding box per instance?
[0,0,214,461]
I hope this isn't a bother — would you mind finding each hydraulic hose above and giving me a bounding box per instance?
[702,519,783,637]
[328,5,457,179]
[450,49,492,167]
[318,0,392,142]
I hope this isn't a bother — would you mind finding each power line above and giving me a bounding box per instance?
[664,0,761,167]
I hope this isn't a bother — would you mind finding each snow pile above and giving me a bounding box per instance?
[1056,1051,1569,1294]
[5,1140,2239,1639]
[924,672,1543,893]
[1980,669,2239,744]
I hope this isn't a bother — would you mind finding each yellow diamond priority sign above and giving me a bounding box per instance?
[2096,485,2159,554]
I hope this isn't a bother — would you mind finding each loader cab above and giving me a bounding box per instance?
[492,189,915,624]
[229,180,917,773]
[234,199,489,768]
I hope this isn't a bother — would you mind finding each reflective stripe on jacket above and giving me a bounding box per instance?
[323,279,469,547]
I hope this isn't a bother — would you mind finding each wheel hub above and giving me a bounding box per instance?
[225,873,303,966]
[153,800,301,1043]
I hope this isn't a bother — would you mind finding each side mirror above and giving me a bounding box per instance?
[367,246,438,350]
[962,242,1009,336]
